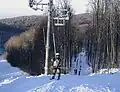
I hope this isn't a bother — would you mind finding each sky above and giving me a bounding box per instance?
[0,0,88,19]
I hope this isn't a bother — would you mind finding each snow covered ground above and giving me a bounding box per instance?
[0,60,120,92]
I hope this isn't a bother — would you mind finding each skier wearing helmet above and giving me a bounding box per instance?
[51,53,61,80]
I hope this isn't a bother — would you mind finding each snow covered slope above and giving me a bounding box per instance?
[0,60,120,92]
[28,74,120,92]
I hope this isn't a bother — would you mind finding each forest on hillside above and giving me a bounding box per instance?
[86,0,120,73]
[0,0,120,75]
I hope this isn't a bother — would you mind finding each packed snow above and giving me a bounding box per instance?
[90,68,120,76]
[0,59,120,92]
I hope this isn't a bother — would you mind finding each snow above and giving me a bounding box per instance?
[90,68,120,76]
[27,74,120,92]
[0,76,19,87]
[0,60,120,92]
[0,60,7,62]
[0,61,21,76]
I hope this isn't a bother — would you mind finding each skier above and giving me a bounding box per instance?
[78,48,92,75]
[76,54,81,76]
[51,53,61,80]
[73,55,78,75]
[76,48,86,76]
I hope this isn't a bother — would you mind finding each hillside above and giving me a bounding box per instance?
[0,15,46,29]
[0,23,25,48]
[0,13,91,48]
[0,15,47,48]
[0,13,91,28]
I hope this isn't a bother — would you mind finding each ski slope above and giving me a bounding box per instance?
[0,60,120,92]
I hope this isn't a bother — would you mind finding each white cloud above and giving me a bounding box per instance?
[71,0,88,14]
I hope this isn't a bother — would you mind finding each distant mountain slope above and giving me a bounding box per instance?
[0,23,25,48]
[0,13,91,31]
[0,15,46,29]
[0,13,92,49]
[0,15,46,48]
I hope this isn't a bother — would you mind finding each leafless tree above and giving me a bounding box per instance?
[87,0,120,73]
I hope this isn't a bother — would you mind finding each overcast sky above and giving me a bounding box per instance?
[0,0,88,19]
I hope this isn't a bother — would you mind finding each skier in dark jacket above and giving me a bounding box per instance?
[51,53,61,80]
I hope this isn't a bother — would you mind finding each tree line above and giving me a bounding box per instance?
[86,0,120,73]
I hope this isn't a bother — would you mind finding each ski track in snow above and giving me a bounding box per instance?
[70,85,110,92]
[28,81,116,92]
[28,81,55,92]
[27,74,120,92]
[0,77,19,87]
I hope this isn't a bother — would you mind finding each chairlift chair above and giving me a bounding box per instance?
[54,17,65,26]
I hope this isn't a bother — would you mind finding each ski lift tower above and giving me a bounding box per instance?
[29,0,53,75]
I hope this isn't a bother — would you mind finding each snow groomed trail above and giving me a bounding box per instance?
[28,74,120,92]
[0,60,120,92]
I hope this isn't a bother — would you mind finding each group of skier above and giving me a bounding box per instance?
[73,48,92,76]
[73,48,85,75]
[50,48,91,80]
